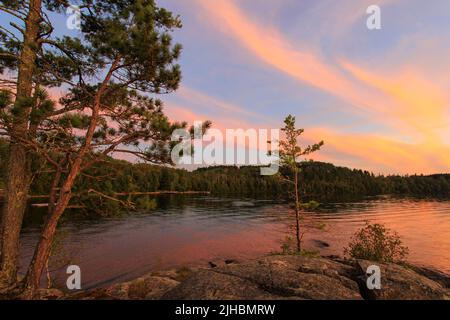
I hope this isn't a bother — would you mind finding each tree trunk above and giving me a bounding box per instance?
[0,0,42,287]
[294,169,301,253]
[22,141,86,298]
[21,194,71,298]
[21,57,120,298]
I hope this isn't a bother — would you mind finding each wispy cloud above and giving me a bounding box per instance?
[187,0,450,174]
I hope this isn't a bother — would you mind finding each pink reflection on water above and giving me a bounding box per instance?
[19,198,450,289]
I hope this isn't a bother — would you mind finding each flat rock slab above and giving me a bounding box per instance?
[71,275,180,300]
[71,255,450,300]
[163,255,362,300]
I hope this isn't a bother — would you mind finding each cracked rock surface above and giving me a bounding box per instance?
[69,255,449,300]
[161,255,449,300]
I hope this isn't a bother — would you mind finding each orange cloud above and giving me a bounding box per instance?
[310,128,449,174]
[177,86,268,121]
[342,62,449,142]
[166,91,448,174]
[193,0,450,174]
[196,0,361,105]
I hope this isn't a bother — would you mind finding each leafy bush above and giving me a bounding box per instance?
[344,223,409,263]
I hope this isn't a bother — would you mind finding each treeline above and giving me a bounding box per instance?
[1,140,449,217]
[190,162,450,200]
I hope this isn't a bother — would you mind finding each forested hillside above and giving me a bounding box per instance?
[1,139,449,216]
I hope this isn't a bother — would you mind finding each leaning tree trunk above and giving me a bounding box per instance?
[0,0,42,287]
[22,139,88,298]
[21,57,120,298]
[21,190,72,297]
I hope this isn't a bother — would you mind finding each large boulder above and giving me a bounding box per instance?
[407,265,450,290]
[163,255,362,300]
[356,260,450,300]
[162,269,280,300]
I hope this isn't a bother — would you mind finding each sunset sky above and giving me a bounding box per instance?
[156,0,450,175]
[1,0,449,174]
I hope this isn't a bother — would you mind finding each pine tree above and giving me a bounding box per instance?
[0,0,205,297]
[279,115,323,253]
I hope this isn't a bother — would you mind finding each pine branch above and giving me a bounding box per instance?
[0,6,26,21]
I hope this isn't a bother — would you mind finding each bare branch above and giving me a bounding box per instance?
[0,25,21,41]
[87,189,135,209]
[0,5,26,21]
[10,22,25,35]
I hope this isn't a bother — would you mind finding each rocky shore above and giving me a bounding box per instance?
[38,255,450,300]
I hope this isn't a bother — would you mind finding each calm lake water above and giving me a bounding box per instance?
[19,196,450,289]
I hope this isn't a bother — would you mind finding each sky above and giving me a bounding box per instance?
[155,0,450,175]
[1,0,449,175]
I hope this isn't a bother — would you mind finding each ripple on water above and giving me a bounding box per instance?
[19,197,450,288]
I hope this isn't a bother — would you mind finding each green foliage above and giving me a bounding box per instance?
[302,200,320,210]
[1,0,188,169]
[279,115,324,170]
[0,89,12,109]
[136,196,157,211]
[280,236,297,255]
[278,115,324,252]
[278,236,319,257]
[1,135,449,218]
[58,113,91,129]
[344,223,409,263]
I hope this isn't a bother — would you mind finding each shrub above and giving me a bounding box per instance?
[344,223,409,263]
[279,236,319,257]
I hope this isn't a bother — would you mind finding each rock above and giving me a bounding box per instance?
[407,265,450,289]
[34,288,64,300]
[312,239,330,248]
[356,260,450,300]
[325,255,341,260]
[107,275,179,300]
[142,277,180,300]
[90,275,179,300]
[66,256,450,300]
[154,267,197,282]
[69,288,116,300]
[207,260,239,268]
[163,255,362,300]
[93,267,195,300]
[162,269,279,300]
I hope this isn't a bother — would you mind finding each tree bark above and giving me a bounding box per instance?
[22,189,72,297]
[294,168,301,253]
[0,0,42,287]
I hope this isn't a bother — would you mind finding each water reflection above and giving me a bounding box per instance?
[19,196,450,289]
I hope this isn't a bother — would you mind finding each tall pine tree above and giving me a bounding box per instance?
[279,115,323,252]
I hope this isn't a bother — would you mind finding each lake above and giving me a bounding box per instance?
[19,196,450,289]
